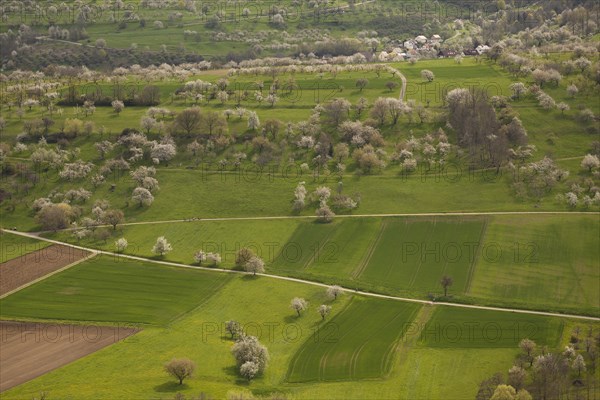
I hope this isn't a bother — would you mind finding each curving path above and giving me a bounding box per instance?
[2,228,598,322]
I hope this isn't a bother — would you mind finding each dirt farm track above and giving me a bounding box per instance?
[0,321,138,392]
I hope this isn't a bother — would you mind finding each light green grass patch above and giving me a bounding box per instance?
[469,214,600,312]
[0,256,231,325]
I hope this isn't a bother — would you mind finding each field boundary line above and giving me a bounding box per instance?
[302,228,335,270]
[385,306,433,379]
[351,219,387,279]
[407,220,433,289]
[464,217,489,295]
[2,229,599,322]
[0,250,98,300]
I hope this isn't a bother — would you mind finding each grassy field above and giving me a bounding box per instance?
[468,214,600,313]
[357,217,485,295]
[0,255,232,325]
[0,257,578,400]
[287,296,420,382]
[44,213,600,316]
[0,232,52,263]
[420,306,564,349]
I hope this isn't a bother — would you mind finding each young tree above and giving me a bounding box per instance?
[509,82,527,100]
[94,141,114,160]
[581,154,600,172]
[572,354,586,377]
[386,81,399,92]
[557,102,570,114]
[326,285,343,300]
[132,187,154,207]
[354,97,368,117]
[318,304,331,320]
[236,248,255,267]
[206,252,221,266]
[244,256,265,276]
[247,111,260,131]
[115,238,128,253]
[290,297,308,316]
[440,275,453,296]
[519,338,536,365]
[316,205,335,223]
[152,236,172,256]
[566,84,578,98]
[225,320,240,339]
[111,100,125,114]
[103,209,124,230]
[164,358,196,385]
[421,69,435,82]
[194,250,206,265]
[355,78,369,92]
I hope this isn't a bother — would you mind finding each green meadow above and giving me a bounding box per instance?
[0,256,582,400]
[287,296,420,382]
[0,256,232,325]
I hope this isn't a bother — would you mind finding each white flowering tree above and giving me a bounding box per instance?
[152,236,172,256]
[115,238,128,253]
[244,256,265,275]
[290,297,308,316]
[132,187,154,207]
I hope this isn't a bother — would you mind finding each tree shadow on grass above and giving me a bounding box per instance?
[283,314,301,324]
[154,381,190,393]
[223,364,252,386]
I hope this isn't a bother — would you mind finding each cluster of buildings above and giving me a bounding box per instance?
[379,34,490,61]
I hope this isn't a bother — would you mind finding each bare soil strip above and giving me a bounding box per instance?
[0,321,138,392]
[0,245,90,297]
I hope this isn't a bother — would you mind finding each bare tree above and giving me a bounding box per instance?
[236,248,255,267]
[102,209,124,230]
[175,107,202,135]
[355,78,369,92]
[440,275,453,296]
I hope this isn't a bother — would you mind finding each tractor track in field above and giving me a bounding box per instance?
[2,228,599,322]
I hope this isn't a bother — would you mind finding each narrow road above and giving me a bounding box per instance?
[30,210,599,235]
[2,229,598,322]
